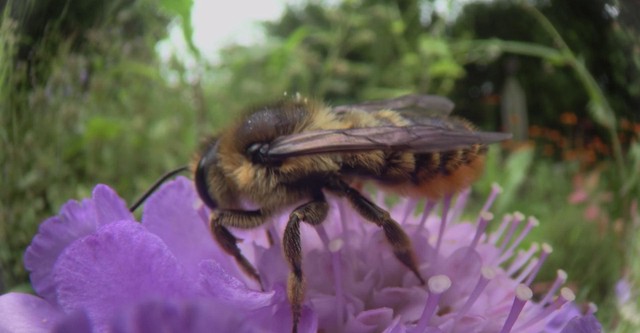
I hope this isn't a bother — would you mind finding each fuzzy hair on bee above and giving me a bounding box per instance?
[186,94,511,333]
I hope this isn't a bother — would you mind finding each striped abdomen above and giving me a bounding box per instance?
[337,111,489,199]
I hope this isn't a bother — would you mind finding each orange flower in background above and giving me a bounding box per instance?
[560,112,578,126]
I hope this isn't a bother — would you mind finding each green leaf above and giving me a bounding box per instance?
[160,0,199,58]
[494,146,535,213]
[427,59,464,79]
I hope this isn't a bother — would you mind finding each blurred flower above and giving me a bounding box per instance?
[559,314,602,333]
[616,278,632,305]
[559,112,578,126]
[0,177,601,332]
[615,277,640,327]
[568,170,612,226]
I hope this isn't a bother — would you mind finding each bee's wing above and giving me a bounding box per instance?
[267,125,511,158]
[331,94,455,116]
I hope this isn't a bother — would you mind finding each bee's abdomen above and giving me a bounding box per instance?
[356,143,487,199]
[406,144,487,198]
[339,110,491,198]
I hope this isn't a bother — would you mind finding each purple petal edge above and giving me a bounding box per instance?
[24,184,133,304]
[0,292,63,333]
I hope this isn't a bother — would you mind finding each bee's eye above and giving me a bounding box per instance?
[246,142,271,164]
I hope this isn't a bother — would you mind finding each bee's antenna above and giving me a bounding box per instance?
[129,166,190,212]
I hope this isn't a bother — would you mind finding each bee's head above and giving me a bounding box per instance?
[194,139,220,210]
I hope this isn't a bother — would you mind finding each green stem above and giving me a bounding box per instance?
[452,39,565,63]
[522,3,627,179]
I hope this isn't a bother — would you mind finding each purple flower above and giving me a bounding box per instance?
[560,315,602,333]
[0,177,601,332]
[615,277,640,328]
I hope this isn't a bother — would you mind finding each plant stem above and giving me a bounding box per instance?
[522,3,627,179]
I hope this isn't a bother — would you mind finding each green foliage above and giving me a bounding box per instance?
[0,0,198,291]
[159,0,198,57]
[210,0,464,106]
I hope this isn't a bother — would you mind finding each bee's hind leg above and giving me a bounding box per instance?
[326,178,425,285]
[283,192,329,333]
[211,209,270,283]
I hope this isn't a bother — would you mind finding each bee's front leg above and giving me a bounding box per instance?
[283,193,329,333]
[211,209,270,283]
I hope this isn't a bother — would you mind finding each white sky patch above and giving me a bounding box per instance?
[191,0,293,61]
[156,1,294,69]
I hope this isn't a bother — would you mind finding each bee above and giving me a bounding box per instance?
[188,94,511,333]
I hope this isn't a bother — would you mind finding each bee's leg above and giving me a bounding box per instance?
[326,178,425,285]
[283,194,329,333]
[211,209,270,283]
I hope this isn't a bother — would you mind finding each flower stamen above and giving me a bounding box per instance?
[540,269,568,305]
[329,238,346,329]
[480,183,503,216]
[517,287,575,330]
[514,258,539,284]
[469,211,494,251]
[498,212,525,254]
[454,266,496,322]
[401,198,420,225]
[490,213,512,244]
[499,216,539,265]
[499,284,533,333]
[433,195,452,262]
[506,243,539,275]
[524,243,553,286]
[314,224,331,251]
[417,200,437,230]
[413,275,452,333]
[449,187,471,224]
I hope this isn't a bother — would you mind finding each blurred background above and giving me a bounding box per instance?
[1,0,638,331]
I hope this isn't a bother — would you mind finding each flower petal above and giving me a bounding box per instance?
[559,314,603,333]
[142,177,241,280]
[240,285,318,333]
[344,307,394,333]
[372,287,427,322]
[111,299,243,333]
[0,292,63,333]
[52,311,92,333]
[381,317,407,333]
[198,259,274,309]
[545,303,582,332]
[93,184,135,226]
[255,244,289,291]
[24,185,132,303]
[53,221,192,330]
